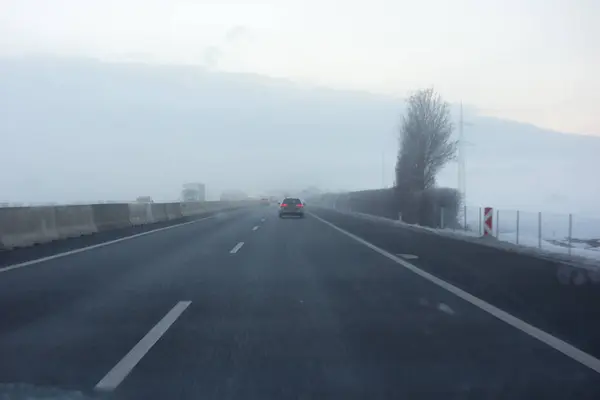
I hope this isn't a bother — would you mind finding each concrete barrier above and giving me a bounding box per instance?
[180,202,206,216]
[0,200,255,251]
[202,201,222,212]
[128,203,154,226]
[165,203,183,220]
[54,205,97,238]
[204,201,235,212]
[92,204,131,231]
[150,204,168,222]
[0,206,59,249]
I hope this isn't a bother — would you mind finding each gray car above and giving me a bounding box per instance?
[278,197,305,218]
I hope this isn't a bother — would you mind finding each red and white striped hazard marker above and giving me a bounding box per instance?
[484,207,493,236]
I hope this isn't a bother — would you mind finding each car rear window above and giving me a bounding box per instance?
[283,198,301,204]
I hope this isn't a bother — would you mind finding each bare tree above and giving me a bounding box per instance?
[394,88,457,225]
[395,88,456,193]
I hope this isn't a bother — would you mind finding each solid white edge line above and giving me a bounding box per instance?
[230,242,245,254]
[95,301,192,391]
[309,212,600,375]
[0,216,216,274]
[252,226,259,231]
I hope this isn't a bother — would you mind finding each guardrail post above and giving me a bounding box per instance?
[463,205,467,231]
[440,207,445,229]
[516,210,520,245]
[568,213,573,256]
[538,211,542,248]
[495,209,500,238]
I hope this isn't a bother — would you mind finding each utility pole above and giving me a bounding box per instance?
[458,101,474,206]
[381,150,385,188]
[458,101,466,204]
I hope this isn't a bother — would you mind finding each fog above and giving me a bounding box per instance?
[2,0,598,134]
[0,56,399,202]
[1,0,599,215]
[1,55,599,215]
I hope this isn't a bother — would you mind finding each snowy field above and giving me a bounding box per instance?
[456,206,600,261]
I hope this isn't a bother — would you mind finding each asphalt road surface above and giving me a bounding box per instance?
[0,206,599,399]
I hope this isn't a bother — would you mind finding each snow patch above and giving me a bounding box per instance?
[437,303,455,315]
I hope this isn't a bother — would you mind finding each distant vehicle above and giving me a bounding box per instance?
[181,183,206,202]
[260,197,270,206]
[278,197,305,218]
[136,196,154,203]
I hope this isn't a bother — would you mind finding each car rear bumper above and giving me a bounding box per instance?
[279,210,304,216]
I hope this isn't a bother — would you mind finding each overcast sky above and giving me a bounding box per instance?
[1,0,598,135]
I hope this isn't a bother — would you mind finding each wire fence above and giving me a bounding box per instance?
[450,206,600,259]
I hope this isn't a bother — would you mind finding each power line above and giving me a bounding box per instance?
[381,150,385,188]
[458,101,474,205]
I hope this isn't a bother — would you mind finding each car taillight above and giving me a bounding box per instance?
[281,203,287,207]
[296,203,303,207]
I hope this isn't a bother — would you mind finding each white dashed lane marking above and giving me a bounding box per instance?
[230,242,245,254]
[95,301,191,391]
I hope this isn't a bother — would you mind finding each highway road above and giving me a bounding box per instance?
[0,205,599,399]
